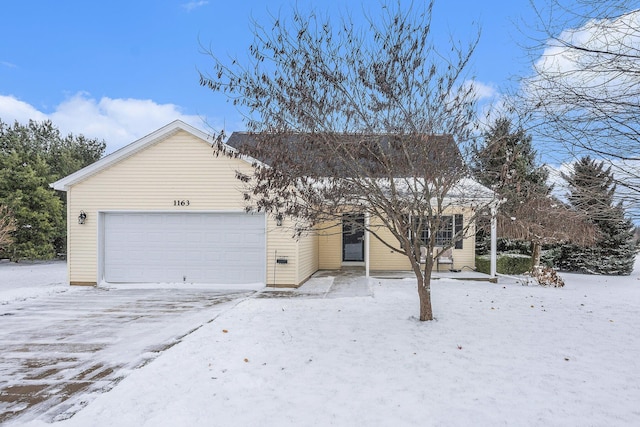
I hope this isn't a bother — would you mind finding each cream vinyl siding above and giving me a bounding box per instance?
[367,209,477,271]
[66,130,296,285]
[265,217,298,286]
[449,208,476,270]
[296,231,319,285]
[317,221,341,269]
[368,219,411,270]
[264,218,319,287]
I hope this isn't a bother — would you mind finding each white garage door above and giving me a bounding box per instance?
[103,212,265,284]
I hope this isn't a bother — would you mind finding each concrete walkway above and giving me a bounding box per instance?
[311,268,373,298]
[259,268,373,299]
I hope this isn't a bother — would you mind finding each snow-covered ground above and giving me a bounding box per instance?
[4,260,640,426]
[0,262,256,424]
[0,260,70,305]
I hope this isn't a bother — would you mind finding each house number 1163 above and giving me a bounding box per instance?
[173,200,190,206]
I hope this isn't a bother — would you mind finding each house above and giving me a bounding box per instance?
[51,120,497,288]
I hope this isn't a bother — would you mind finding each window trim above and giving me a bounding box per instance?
[409,214,463,249]
[435,216,453,247]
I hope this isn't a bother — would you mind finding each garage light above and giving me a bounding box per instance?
[78,211,87,225]
[276,214,283,227]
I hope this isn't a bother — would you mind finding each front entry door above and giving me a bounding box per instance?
[342,214,365,262]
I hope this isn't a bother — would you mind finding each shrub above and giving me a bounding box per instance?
[476,254,532,275]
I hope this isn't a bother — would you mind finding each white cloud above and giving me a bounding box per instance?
[181,1,208,12]
[0,93,210,153]
[461,80,515,132]
[528,10,640,103]
[465,80,498,101]
[0,95,48,123]
[1,61,17,68]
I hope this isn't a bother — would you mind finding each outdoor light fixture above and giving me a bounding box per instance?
[276,214,283,226]
[78,211,87,225]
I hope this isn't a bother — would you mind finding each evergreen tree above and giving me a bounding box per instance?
[471,117,550,202]
[0,151,63,259]
[559,156,637,275]
[0,119,105,260]
[0,120,105,178]
[471,117,551,256]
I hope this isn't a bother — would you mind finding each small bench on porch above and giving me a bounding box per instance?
[420,246,454,272]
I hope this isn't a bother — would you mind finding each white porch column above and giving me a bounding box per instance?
[365,212,370,277]
[490,203,497,279]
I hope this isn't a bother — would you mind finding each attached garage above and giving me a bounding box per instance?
[101,212,266,284]
[51,120,315,288]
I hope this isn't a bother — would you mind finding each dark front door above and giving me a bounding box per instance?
[342,214,365,262]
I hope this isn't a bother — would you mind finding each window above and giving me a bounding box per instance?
[410,215,429,246]
[435,216,453,247]
[411,214,463,249]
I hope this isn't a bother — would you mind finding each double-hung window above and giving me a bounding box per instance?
[435,216,453,246]
[411,214,464,249]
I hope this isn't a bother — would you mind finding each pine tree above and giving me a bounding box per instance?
[0,151,63,260]
[471,117,551,255]
[560,156,637,275]
[472,118,550,200]
[0,119,105,260]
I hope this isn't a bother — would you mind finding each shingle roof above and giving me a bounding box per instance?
[225,132,464,177]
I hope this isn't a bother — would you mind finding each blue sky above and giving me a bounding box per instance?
[1,1,544,153]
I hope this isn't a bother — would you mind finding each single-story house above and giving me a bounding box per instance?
[51,120,497,287]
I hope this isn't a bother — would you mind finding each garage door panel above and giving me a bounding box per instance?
[104,212,265,285]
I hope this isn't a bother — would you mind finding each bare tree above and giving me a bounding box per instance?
[522,0,640,215]
[200,1,494,321]
[498,196,597,271]
[0,205,16,255]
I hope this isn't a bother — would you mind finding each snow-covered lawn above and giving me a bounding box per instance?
[0,260,69,304]
[5,261,640,426]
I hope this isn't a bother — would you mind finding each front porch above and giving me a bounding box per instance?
[262,266,497,299]
[316,266,497,284]
[317,206,500,283]
[370,269,498,283]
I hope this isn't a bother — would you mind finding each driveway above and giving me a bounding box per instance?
[0,284,253,424]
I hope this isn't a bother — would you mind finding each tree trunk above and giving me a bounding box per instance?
[417,276,433,321]
[402,237,434,321]
[530,241,541,272]
[415,258,434,321]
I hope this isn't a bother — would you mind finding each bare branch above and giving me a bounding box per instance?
[200,1,491,321]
